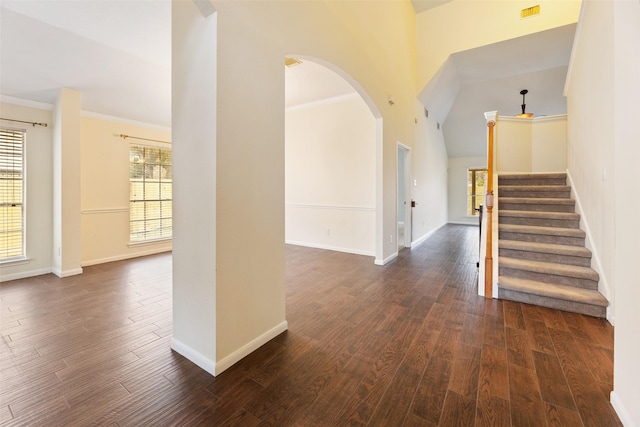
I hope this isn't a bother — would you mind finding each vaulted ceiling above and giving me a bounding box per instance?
[1,1,575,159]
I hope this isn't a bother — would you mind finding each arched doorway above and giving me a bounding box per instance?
[284,56,383,261]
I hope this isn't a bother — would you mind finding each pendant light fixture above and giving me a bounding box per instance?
[515,89,534,118]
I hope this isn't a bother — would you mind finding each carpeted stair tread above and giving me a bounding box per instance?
[499,185,571,192]
[499,210,580,221]
[500,257,599,281]
[499,197,575,206]
[498,276,608,307]
[499,224,585,238]
[499,239,592,258]
[499,172,567,180]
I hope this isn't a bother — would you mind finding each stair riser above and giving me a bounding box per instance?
[498,216,580,229]
[498,178,567,186]
[499,231,585,247]
[499,189,571,199]
[499,203,575,213]
[499,266,598,290]
[499,248,592,267]
[498,288,606,318]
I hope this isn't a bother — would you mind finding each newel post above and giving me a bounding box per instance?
[484,111,497,298]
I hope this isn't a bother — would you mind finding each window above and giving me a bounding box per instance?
[0,128,25,260]
[129,145,172,242]
[467,168,487,216]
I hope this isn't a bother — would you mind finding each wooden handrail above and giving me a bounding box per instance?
[484,118,496,298]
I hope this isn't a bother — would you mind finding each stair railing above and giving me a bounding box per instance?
[484,111,497,298]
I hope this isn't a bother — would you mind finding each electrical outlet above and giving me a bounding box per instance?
[389,234,393,243]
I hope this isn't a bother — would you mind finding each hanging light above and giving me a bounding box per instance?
[515,89,534,118]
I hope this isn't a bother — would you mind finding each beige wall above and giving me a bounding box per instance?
[80,115,172,266]
[416,0,581,91]
[0,100,172,282]
[208,0,420,366]
[497,115,567,173]
[285,94,376,256]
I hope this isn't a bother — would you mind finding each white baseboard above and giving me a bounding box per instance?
[215,321,289,375]
[0,267,52,283]
[171,338,217,377]
[285,240,374,257]
[172,321,289,377]
[447,220,480,226]
[81,248,172,267]
[52,267,83,278]
[566,170,615,324]
[375,251,398,266]
[611,391,637,427]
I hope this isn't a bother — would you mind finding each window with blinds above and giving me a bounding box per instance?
[0,128,25,260]
[129,145,172,242]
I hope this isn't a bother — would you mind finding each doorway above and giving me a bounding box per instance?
[397,144,411,249]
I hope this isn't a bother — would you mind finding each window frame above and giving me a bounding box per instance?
[129,143,173,244]
[0,126,26,262]
[467,168,487,217]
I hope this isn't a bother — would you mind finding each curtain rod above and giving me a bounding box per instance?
[0,117,48,127]
[119,134,171,145]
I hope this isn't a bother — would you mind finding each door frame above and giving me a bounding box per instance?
[397,143,412,249]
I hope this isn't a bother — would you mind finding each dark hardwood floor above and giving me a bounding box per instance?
[0,225,620,426]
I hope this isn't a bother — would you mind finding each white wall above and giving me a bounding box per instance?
[80,114,172,266]
[0,102,53,281]
[412,100,449,243]
[285,93,376,256]
[201,0,419,369]
[447,156,486,225]
[566,1,640,424]
[497,115,567,173]
[171,0,219,375]
[565,0,615,319]
[612,1,640,425]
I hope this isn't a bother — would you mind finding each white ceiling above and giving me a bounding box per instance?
[418,24,577,158]
[0,1,171,126]
[285,60,356,108]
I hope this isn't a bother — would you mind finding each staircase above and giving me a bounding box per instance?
[496,172,608,318]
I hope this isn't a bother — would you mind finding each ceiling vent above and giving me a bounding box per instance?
[521,5,540,18]
[284,57,302,67]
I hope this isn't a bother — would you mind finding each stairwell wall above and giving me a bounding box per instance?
[566,0,640,425]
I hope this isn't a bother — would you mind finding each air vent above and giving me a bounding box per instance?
[284,57,302,67]
[521,5,540,18]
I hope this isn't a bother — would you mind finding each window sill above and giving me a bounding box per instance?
[0,256,30,267]
[128,238,172,248]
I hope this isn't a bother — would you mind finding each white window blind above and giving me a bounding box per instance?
[0,128,25,260]
[129,145,172,242]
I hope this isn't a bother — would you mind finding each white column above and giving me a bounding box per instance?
[171,0,218,375]
[52,88,82,277]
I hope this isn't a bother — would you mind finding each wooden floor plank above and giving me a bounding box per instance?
[0,225,621,426]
